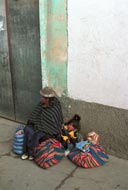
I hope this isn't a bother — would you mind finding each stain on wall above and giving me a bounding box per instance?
[39,0,67,96]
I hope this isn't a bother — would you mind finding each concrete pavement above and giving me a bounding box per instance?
[0,117,128,190]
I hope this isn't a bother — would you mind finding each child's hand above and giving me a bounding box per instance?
[61,135,69,141]
[69,131,77,139]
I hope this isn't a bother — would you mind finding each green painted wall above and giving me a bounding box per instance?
[39,0,67,96]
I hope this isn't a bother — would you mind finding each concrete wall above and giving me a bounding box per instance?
[68,0,128,110]
[66,0,128,159]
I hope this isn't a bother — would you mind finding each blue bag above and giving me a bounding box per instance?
[13,124,25,155]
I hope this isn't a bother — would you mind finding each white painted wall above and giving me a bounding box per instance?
[68,0,128,110]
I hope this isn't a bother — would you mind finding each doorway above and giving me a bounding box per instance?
[0,0,42,122]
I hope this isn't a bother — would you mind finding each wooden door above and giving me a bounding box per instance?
[7,0,42,122]
[0,0,42,122]
[0,0,15,120]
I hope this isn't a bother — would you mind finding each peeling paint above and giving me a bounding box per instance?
[39,0,67,94]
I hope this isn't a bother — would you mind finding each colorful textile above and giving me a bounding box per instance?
[68,144,109,168]
[61,125,83,149]
[34,138,65,169]
[13,125,25,155]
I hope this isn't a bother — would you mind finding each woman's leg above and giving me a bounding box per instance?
[28,131,45,156]
[22,125,35,155]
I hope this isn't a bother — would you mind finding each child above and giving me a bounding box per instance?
[61,114,83,150]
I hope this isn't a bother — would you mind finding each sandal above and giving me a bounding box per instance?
[28,156,34,161]
[21,154,28,160]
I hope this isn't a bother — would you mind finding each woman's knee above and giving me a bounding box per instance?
[24,125,34,135]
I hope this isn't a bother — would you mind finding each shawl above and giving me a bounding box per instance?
[28,97,63,136]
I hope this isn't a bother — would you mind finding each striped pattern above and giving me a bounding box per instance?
[34,138,65,169]
[28,97,63,136]
[13,125,25,155]
[68,144,109,168]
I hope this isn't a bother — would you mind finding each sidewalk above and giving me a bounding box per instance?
[0,117,128,190]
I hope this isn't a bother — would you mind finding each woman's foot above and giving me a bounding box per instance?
[28,156,34,161]
[21,154,28,160]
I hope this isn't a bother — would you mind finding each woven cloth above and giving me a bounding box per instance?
[34,138,65,169]
[68,144,109,168]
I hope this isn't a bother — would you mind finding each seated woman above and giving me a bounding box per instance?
[33,114,83,169]
[21,87,63,161]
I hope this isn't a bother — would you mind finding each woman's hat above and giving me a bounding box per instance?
[40,87,56,98]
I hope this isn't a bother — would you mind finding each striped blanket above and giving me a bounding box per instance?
[28,97,63,136]
[67,144,109,168]
[34,138,65,169]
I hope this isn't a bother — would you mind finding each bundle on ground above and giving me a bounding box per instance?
[34,138,65,169]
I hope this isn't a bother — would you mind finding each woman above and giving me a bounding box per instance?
[21,87,63,160]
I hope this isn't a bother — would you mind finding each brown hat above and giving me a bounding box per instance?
[40,87,56,98]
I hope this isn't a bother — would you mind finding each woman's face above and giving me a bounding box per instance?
[41,96,50,108]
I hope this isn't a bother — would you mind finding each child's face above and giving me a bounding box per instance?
[67,124,75,131]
